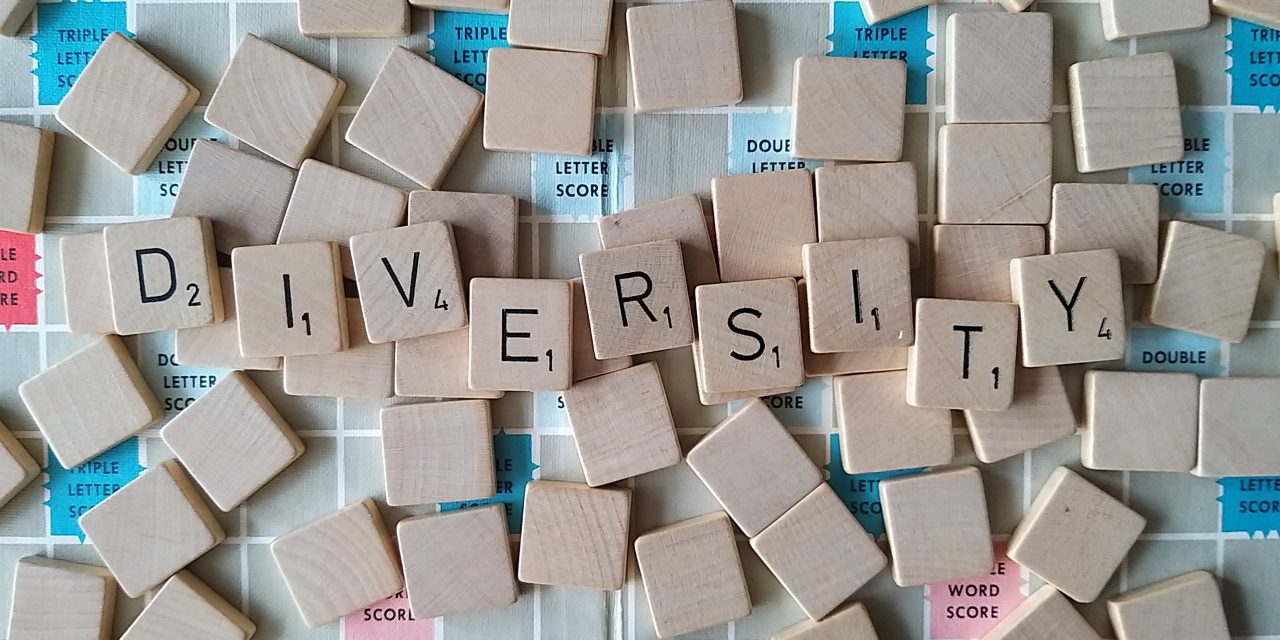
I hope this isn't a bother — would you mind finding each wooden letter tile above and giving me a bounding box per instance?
[104,217,224,334]
[7,557,115,640]
[231,241,348,358]
[570,278,633,382]
[161,371,304,511]
[79,460,226,597]
[351,221,466,343]
[121,571,255,640]
[0,419,38,511]
[835,370,953,474]
[175,268,282,371]
[963,364,1076,464]
[483,48,597,156]
[284,299,394,398]
[945,12,1052,123]
[518,480,631,590]
[408,189,519,282]
[297,0,408,37]
[170,140,297,253]
[799,281,909,377]
[1069,53,1183,173]
[395,328,504,399]
[469,278,573,391]
[1107,571,1229,640]
[55,33,198,174]
[19,335,162,469]
[0,122,53,234]
[380,399,494,506]
[1212,0,1280,28]
[60,232,117,335]
[0,0,35,36]
[1008,467,1145,602]
[627,0,742,112]
[508,0,614,55]
[563,362,681,486]
[773,602,880,640]
[1050,183,1160,284]
[1144,221,1265,343]
[1195,377,1280,477]
[633,512,751,637]
[1082,371,1198,472]
[712,169,817,281]
[907,298,1019,411]
[984,585,1102,640]
[932,224,1045,302]
[1101,0,1210,40]
[694,278,804,397]
[792,56,905,161]
[803,237,914,352]
[398,505,517,618]
[598,193,720,289]
[880,466,994,587]
[857,0,933,25]
[1011,249,1126,366]
[938,124,1052,224]
[815,162,920,265]
[580,240,694,358]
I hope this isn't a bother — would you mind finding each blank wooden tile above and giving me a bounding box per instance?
[799,281,908,377]
[231,241,348,358]
[205,34,346,168]
[408,0,508,10]
[946,12,1052,123]
[803,238,913,353]
[0,122,53,234]
[284,299,394,398]
[1051,183,1160,284]
[162,371,304,511]
[518,481,631,590]
[938,124,1051,224]
[751,484,887,621]
[1008,467,1145,603]
[271,499,403,628]
[298,0,408,37]
[1083,371,1198,472]
[175,268,282,371]
[963,364,1076,464]
[1011,249,1126,366]
[907,298,1019,411]
[686,399,822,536]
[80,460,225,597]
[60,232,117,335]
[1144,221,1265,343]
[171,140,296,253]
[1069,53,1183,173]
[1195,378,1280,477]
[104,217,224,334]
[835,370,953,474]
[570,278,633,382]
[395,328,504,399]
[564,362,681,486]
[932,224,1045,302]
[56,33,198,174]
[398,505,517,618]
[351,222,466,344]
[19,335,162,469]
[985,585,1102,640]
[1212,0,1280,27]
[483,48,596,156]
[8,557,115,640]
[773,602,879,640]
[347,47,482,188]
[121,571,255,640]
[0,0,35,36]
[634,512,751,638]
[0,419,37,511]
[580,240,694,358]
[1108,571,1229,640]
[880,466,993,587]
[469,278,573,391]
[598,193,720,290]
[815,162,920,266]
[627,0,742,112]
[509,0,614,55]
[695,278,804,396]
[712,169,816,281]
[408,190,518,283]
[380,400,494,506]
[792,56,905,162]
[858,0,932,24]
[1101,0,1210,40]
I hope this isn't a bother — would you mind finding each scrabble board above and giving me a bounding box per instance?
[0,1,1279,638]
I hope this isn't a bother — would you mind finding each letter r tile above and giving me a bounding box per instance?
[579,240,694,359]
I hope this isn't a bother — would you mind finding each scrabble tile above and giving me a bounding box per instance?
[121,571,255,640]
[170,140,297,253]
[347,47,482,188]
[686,399,822,536]
[104,217,224,334]
[60,232,117,335]
[0,0,35,36]
[563,362,681,486]
[380,400,494,506]
[985,585,1102,640]
[408,0,508,10]
[1195,377,1280,477]
[396,328,504,399]
[815,162,920,265]
[570,278,633,382]
[277,159,407,279]
[1082,371,1198,472]
[857,0,932,24]
[0,122,53,234]
[633,512,751,637]
[1050,183,1160,284]
[1212,0,1280,28]
[579,240,694,358]
[398,505,517,618]
[1107,571,1229,640]
[508,0,614,55]
[80,460,226,597]
[880,466,994,587]
[598,194,720,289]
[627,0,742,112]
[408,190,519,282]
[945,12,1053,124]
[907,299,1019,411]
[1144,221,1265,343]
[750,484,888,621]
[0,419,37,511]
[205,34,346,168]
[283,299,394,398]
[161,371,304,511]
[298,0,408,37]
[351,222,466,344]
[55,33,198,174]
[175,268,282,371]
[271,499,403,628]
[483,48,596,156]
[835,370,953,474]
[231,241,348,358]
[802,238,914,353]
[1068,53,1183,173]
[773,602,880,640]
[1011,249,1126,366]
[468,278,573,391]
[791,56,905,162]
[7,557,115,640]
[19,336,162,469]
[938,124,1052,224]
[799,281,908,377]
[1101,0,1210,40]
[1008,467,1145,602]
[694,278,804,396]
[963,364,1076,464]
[712,169,817,282]
[932,224,1045,302]
[518,481,631,590]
